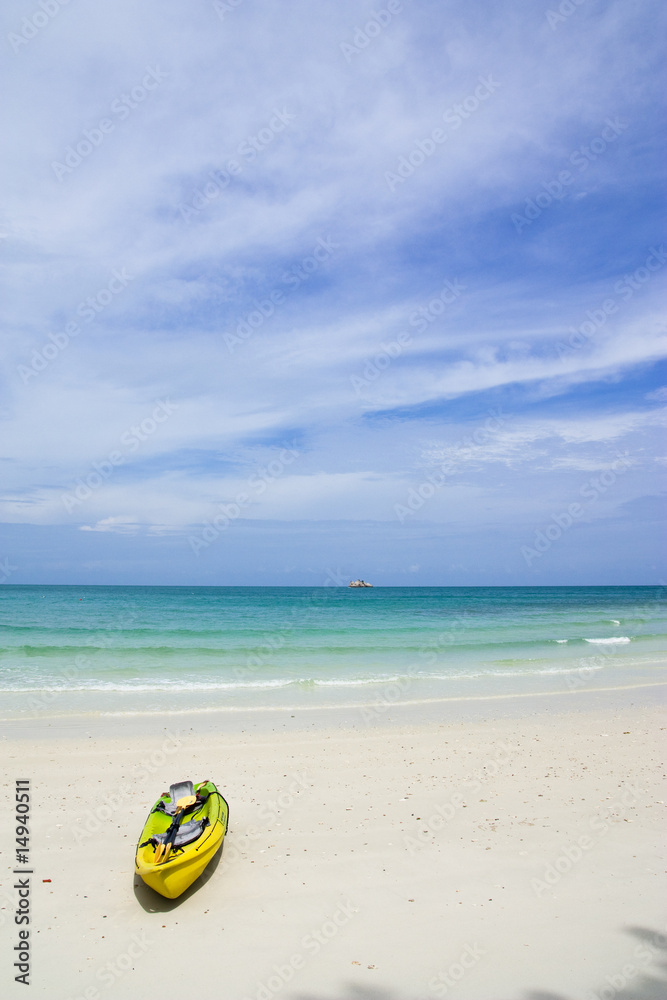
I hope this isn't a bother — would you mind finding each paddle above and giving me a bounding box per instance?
[154,795,196,864]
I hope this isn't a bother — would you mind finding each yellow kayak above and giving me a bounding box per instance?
[135,780,229,898]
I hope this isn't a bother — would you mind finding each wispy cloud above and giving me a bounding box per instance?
[1,0,665,581]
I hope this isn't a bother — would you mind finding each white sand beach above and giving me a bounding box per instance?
[1,686,665,1000]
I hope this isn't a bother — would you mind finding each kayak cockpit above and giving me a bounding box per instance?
[135,779,229,898]
[140,817,210,853]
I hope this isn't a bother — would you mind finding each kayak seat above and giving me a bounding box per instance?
[168,780,194,804]
[148,818,210,850]
[154,793,210,818]
[154,780,198,816]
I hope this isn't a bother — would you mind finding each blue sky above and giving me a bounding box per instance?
[1,0,665,585]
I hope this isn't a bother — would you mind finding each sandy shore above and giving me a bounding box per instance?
[1,687,666,999]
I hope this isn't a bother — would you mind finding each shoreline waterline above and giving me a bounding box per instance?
[3,678,664,742]
[1,584,664,722]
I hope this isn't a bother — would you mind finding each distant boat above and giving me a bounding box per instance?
[348,579,373,588]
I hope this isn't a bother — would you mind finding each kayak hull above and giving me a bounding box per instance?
[135,780,229,899]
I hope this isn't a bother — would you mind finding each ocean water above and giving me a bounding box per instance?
[0,585,665,718]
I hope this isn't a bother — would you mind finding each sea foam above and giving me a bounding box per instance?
[584,636,631,645]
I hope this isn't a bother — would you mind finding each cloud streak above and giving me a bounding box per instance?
[1,0,665,581]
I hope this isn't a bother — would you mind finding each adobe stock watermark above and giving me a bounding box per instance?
[60,928,153,1000]
[178,109,296,222]
[385,75,501,191]
[531,782,642,896]
[521,452,632,566]
[188,445,299,554]
[0,885,19,928]
[224,237,339,353]
[60,399,178,513]
[17,268,134,384]
[62,931,153,1000]
[7,0,74,56]
[219,771,312,881]
[418,612,474,668]
[585,929,667,1000]
[351,278,465,395]
[556,245,667,360]
[256,771,311,826]
[70,732,182,846]
[360,611,474,724]
[360,670,417,725]
[512,117,628,234]
[23,651,96,714]
[254,566,356,631]
[21,606,140,714]
[51,66,168,182]
[238,568,353,657]
[428,943,485,997]
[242,900,358,1000]
[564,647,614,693]
[565,584,666,691]
[0,557,18,583]
[213,0,245,20]
[546,0,589,32]
[232,628,292,685]
[404,743,513,855]
[394,408,507,522]
[340,1,404,64]
[563,637,649,693]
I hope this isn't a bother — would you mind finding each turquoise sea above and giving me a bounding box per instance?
[0,586,665,718]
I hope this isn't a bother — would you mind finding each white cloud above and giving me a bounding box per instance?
[1,0,665,579]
